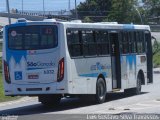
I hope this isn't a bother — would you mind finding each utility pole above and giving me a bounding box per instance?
[22,0,24,13]
[68,0,70,11]
[75,0,78,19]
[43,0,45,16]
[6,0,11,24]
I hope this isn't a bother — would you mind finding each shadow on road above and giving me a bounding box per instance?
[0,92,148,115]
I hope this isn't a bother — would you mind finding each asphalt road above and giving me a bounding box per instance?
[0,73,160,120]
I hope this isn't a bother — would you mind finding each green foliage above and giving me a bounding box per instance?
[142,0,160,16]
[107,0,140,24]
[141,0,160,24]
[83,16,93,22]
[0,57,2,73]
[76,0,112,21]
[153,42,160,67]
[0,73,21,102]
[0,43,2,52]
[0,58,20,102]
[76,0,144,23]
[153,51,160,68]
[75,0,159,24]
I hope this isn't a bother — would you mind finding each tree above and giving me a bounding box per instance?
[83,16,93,22]
[74,0,147,24]
[76,0,112,22]
[141,0,160,24]
[142,0,160,17]
[107,0,140,24]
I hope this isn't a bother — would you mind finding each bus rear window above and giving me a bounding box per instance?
[8,25,58,50]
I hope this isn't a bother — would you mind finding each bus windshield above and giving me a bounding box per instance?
[8,25,58,50]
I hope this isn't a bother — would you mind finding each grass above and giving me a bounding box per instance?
[0,57,21,102]
[153,51,160,68]
[0,73,21,102]
[0,42,2,52]
[0,43,20,102]
[153,42,160,68]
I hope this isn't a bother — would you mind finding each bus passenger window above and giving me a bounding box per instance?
[9,33,23,49]
[82,30,97,56]
[136,31,144,53]
[141,31,145,53]
[67,30,83,57]
[122,32,129,54]
[96,31,109,55]
[132,32,136,53]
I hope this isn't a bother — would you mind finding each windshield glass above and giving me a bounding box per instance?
[8,25,58,50]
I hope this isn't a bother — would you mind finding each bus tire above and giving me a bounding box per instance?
[132,74,142,95]
[95,77,106,104]
[38,95,61,107]
[124,74,142,95]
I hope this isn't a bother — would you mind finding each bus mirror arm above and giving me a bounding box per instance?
[151,36,156,40]
[152,36,159,56]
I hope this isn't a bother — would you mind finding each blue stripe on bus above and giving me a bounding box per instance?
[123,24,134,29]
[79,72,107,78]
[121,54,136,71]
[27,67,53,70]
[6,51,27,64]
[6,23,27,64]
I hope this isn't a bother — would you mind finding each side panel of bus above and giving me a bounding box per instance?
[66,28,112,94]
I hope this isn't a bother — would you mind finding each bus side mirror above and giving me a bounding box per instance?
[152,36,156,40]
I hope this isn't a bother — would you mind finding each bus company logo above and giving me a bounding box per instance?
[11,31,17,37]
[90,62,111,71]
[27,61,55,68]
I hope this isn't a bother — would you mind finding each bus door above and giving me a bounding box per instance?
[109,32,121,89]
[145,31,153,83]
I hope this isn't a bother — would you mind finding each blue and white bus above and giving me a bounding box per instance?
[2,19,153,105]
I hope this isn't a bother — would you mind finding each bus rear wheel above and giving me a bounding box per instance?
[38,94,61,107]
[132,74,142,95]
[124,74,142,95]
[95,77,106,104]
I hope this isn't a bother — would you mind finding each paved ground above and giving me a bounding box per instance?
[0,73,160,120]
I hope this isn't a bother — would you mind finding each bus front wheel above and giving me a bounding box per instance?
[95,77,106,104]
